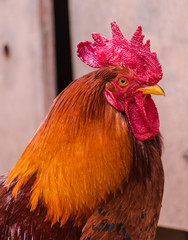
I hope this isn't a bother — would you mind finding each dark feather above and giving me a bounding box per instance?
[0,176,82,240]
[81,131,164,240]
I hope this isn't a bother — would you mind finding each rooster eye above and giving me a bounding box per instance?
[118,78,128,87]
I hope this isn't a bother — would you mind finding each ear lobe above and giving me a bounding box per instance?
[104,89,124,112]
[105,82,115,92]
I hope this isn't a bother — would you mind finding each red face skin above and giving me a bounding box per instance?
[105,70,159,141]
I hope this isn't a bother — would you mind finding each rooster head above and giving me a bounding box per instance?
[77,22,164,141]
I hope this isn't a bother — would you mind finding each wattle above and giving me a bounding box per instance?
[124,92,159,141]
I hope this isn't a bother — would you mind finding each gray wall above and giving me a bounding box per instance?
[0,0,56,174]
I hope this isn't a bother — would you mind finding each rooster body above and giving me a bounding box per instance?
[0,23,164,239]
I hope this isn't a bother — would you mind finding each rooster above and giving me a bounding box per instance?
[0,22,164,240]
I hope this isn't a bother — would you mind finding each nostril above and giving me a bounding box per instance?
[3,44,10,58]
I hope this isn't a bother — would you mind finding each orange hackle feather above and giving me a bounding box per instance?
[6,66,132,227]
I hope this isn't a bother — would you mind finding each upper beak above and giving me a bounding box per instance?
[136,84,165,96]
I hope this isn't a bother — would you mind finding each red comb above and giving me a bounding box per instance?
[77,22,162,85]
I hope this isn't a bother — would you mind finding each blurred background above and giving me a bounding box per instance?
[0,0,188,239]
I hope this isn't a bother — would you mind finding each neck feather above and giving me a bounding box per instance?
[6,67,132,226]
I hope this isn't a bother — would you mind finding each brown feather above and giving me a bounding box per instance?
[6,66,133,226]
[81,131,164,240]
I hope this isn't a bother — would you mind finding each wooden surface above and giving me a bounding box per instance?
[0,0,56,175]
[69,0,188,232]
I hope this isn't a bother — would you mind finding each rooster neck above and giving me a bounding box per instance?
[5,67,133,227]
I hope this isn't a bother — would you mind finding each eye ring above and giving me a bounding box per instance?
[118,78,128,87]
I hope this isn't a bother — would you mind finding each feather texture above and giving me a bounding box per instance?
[81,131,164,239]
[5,66,133,227]
[0,176,82,239]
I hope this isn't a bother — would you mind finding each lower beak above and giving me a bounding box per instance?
[137,84,165,96]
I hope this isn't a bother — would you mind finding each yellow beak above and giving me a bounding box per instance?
[137,84,165,96]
